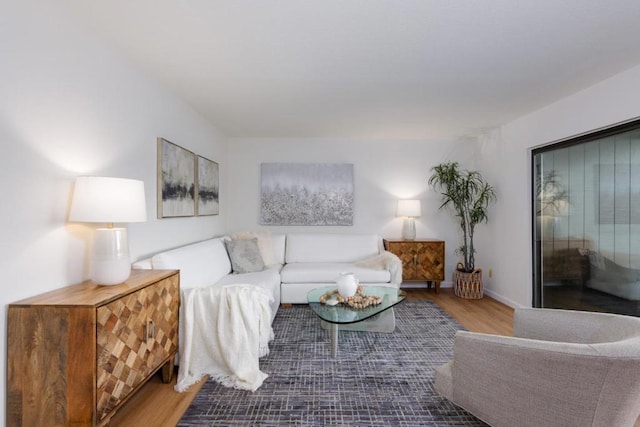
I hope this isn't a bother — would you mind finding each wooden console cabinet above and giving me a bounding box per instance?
[384,239,445,293]
[7,269,180,426]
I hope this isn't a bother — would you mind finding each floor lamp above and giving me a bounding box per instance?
[69,176,147,285]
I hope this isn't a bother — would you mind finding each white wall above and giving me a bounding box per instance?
[227,137,478,279]
[0,1,227,419]
[477,64,640,308]
[6,1,640,421]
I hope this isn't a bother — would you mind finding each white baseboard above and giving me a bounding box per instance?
[400,282,428,289]
[483,288,527,309]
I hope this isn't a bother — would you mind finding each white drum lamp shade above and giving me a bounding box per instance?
[397,199,421,240]
[69,177,147,285]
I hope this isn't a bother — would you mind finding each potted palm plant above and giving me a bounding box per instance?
[428,162,496,299]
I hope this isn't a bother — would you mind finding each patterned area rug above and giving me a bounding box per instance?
[178,300,486,426]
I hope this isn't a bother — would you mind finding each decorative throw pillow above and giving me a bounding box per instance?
[231,231,277,265]
[224,238,265,274]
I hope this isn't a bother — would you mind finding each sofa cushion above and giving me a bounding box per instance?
[271,234,286,265]
[132,258,153,269]
[285,234,380,263]
[215,265,282,323]
[280,262,391,283]
[151,238,231,289]
[225,238,265,274]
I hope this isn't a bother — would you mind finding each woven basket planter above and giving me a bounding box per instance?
[454,264,483,299]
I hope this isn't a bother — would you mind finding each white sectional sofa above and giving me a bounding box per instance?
[133,232,401,319]
[133,232,401,391]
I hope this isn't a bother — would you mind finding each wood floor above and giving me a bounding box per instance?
[110,288,513,426]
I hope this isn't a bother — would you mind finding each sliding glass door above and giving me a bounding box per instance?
[533,120,640,316]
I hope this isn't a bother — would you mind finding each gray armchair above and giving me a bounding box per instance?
[435,308,640,427]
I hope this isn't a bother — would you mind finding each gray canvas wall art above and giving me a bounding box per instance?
[260,163,354,225]
[196,156,219,216]
[157,138,195,218]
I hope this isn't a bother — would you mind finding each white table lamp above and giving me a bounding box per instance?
[397,199,421,240]
[69,177,147,285]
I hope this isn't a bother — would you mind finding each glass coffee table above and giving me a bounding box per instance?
[307,286,406,357]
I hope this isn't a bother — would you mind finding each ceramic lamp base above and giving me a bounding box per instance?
[402,218,416,240]
[91,227,131,285]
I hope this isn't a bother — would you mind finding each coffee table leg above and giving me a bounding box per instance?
[330,323,338,357]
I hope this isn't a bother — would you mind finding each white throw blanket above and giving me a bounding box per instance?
[355,251,403,285]
[175,284,274,393]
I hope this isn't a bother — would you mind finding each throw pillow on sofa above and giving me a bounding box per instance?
[231,231,278,265]
[225,238,265,274]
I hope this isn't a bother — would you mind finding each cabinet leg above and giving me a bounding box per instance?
[161,356,175,383]
[98,413,114,427]
[435,282,441,294]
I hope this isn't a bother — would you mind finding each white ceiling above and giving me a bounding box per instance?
[63,0,640,140]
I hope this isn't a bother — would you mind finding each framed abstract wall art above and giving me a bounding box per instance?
[157,138,195,218]
[196,155,219,216]
[260,162,354,225]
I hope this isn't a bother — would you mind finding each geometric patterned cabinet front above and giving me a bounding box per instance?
[384,239,445,293]
[7,269,179,427]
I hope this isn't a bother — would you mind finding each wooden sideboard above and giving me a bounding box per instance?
[384,239,445,293]
[7,269,180,426]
